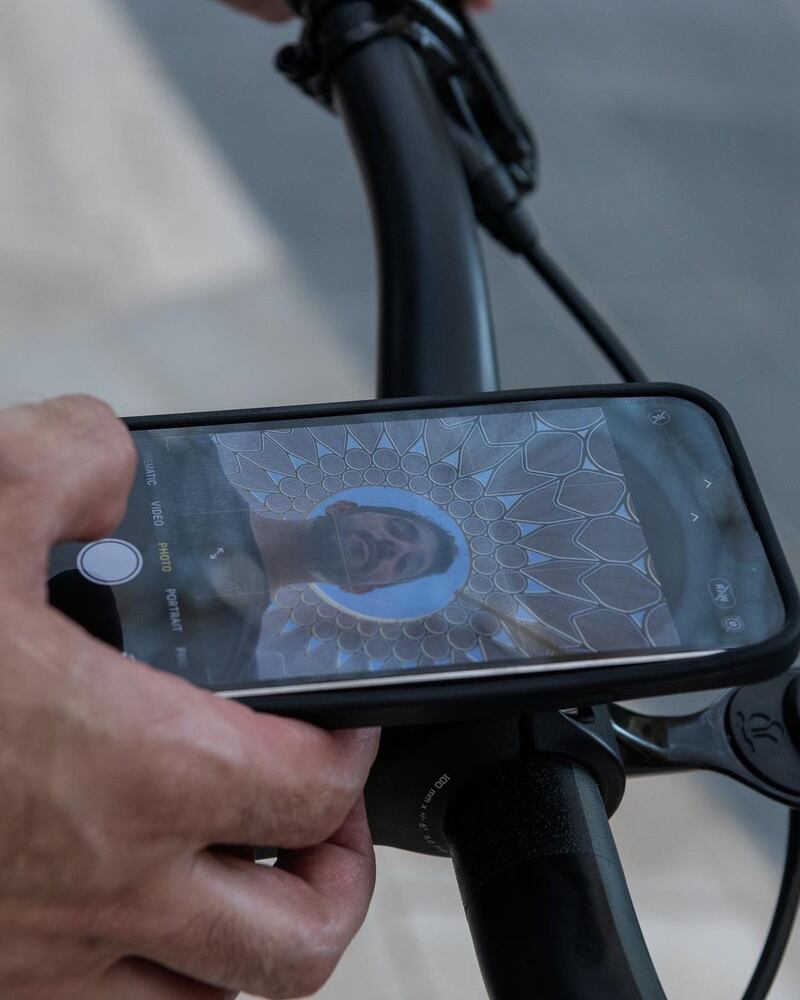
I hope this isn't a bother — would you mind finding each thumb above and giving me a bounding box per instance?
[0,395,137,596]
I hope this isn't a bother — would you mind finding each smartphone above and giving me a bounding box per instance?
[47,384,799,726]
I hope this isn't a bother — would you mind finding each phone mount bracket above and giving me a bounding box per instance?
[277,0,538,198]
[612,667,800,808]
[366,668,800,859]
[366,704,626,857]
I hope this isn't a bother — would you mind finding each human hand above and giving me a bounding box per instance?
[218,0,494,24]
[0,396,379,999]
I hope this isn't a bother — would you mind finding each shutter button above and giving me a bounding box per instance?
[77,539,143,585]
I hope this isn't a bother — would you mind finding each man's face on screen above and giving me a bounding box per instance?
[309,501,449,594]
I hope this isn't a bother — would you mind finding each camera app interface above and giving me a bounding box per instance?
[48,398,783,691]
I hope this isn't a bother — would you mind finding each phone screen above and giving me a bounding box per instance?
[48,396,784,694]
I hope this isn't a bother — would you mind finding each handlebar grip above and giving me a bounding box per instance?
[444,757,667,1000]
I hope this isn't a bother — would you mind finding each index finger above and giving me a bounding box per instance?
[203,703,380,849]
[125,667,380,850]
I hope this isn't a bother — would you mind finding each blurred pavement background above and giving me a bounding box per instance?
[1,0,799,996]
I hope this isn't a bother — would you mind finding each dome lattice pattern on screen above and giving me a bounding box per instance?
[213,407,678,678]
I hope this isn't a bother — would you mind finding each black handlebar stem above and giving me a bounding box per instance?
[437,710,666,999]
[445,757,667,1000]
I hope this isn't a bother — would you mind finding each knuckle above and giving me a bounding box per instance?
[0,410,39,485]
[47,393,115,420]
[318,765,362,822]
[268,929,341,999]
[285,763,360,846]
[283,960,338,999]
[311,731,365,803]
[259,724,361,845]
[182,906,340,1000]
[296,916,343,996]
[54,394,137,474]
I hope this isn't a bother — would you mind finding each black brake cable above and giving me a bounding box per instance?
[521,241,647,383]
[446,119,648,383]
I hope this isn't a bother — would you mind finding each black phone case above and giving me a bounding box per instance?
[125,382,800,727]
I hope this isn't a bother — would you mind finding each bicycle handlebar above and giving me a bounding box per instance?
[308,0,499,397]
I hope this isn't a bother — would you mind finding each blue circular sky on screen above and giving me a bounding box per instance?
[310,487,470,621]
